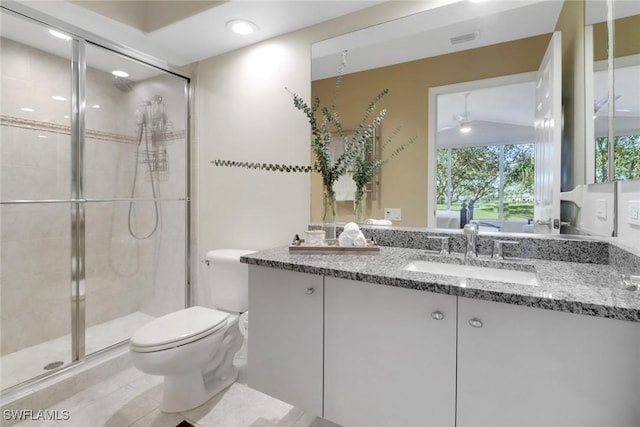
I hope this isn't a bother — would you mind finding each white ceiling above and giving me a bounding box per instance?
[6,0,384,67]
[437,82,537,148]
[3,0,638,142]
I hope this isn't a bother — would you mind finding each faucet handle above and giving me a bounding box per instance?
[492,240,519,259]
[427,236,450,255]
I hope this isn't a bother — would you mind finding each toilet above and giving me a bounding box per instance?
[130,249,253,413]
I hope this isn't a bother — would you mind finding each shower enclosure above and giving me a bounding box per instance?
[0,7,190,393]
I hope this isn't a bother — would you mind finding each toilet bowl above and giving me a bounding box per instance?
[129,249,253,413]
[130,306,243,412]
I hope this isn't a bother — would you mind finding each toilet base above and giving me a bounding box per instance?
[161,366,238,413]
[159,316,244,413]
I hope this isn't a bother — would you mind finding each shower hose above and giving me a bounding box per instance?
[128,110,160,240]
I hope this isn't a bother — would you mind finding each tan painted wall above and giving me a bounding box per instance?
[594,15,640,61]
[311,35,551,226]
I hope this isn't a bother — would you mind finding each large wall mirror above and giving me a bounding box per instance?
[585,0,640,184]
[311,0,578,233]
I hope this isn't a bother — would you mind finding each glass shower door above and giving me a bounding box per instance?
[1,11,74,388]
[1,7,190,392]
[82,43,188,355]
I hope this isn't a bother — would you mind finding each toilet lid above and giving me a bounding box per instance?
[130,306,229,351]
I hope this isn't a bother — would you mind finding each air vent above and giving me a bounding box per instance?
[450,31,480,45]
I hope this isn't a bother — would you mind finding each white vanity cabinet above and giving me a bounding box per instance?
[323,277,457,427]
[247,265,324,416]
[248,265,640,427]
[457,297,640,427]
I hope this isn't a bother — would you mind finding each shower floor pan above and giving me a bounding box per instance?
[1,312,154,390]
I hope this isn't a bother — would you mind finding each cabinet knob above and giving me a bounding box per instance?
[468,318,483,328]
[430,311,445,320]
[305,287,315,295]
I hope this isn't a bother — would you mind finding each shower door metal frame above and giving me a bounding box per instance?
[0,3,192,393]
[70,36,87,361]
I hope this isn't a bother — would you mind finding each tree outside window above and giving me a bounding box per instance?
[436,144,534,221]
[595,135,640,183]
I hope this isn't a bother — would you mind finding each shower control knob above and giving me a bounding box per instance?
[469,318,483,328]
[430,311,445,320]
[305,287,315,295]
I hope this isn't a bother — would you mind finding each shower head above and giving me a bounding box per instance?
[112,75,134,92]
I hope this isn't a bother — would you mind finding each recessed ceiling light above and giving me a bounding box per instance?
[112,70,129,78]
[37,135,47,138]
[21,107,35,112]
[49,29,72,41]
[92,104,101,109]
[227,19,257,35]
[52,95,67,101]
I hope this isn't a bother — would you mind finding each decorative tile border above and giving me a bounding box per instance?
[0,115,185,144]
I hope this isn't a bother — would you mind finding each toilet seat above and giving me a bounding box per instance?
[130,306,230,353]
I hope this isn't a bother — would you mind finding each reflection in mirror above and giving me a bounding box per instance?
[586,0,640,183]
[435,81,536,233]
[311,0,566,231]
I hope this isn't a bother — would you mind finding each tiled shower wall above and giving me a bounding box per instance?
[0,37,186,357]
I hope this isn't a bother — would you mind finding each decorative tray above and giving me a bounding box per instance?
[289,239,380,255]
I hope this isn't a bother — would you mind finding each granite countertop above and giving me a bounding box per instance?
[241,245,640,323]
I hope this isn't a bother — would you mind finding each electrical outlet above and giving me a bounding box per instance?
[384,208,402,221]
[628,201,640,225]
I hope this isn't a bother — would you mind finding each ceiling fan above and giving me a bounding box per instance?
[593,94,622,119]
[438,92,475,133]
[436,90,536,147]
[458,93,473,133]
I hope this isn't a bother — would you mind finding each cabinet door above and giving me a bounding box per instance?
[248,266,324,416]
[457,297,640,427]
[324,277,457,427]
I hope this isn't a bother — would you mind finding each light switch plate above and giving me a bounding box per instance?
[628,201,640,226]
[384,208,402,221]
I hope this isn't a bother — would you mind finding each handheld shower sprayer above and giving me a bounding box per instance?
[128,97,165,240]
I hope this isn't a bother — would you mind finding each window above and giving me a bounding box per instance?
[436,144,534,220]
[595,135,640,182]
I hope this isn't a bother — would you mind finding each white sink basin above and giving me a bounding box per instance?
[403,260,539,286]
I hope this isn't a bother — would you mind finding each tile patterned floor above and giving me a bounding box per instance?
[10,360,340,427]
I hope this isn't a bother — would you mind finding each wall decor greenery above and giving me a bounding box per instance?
[212,51,415,225]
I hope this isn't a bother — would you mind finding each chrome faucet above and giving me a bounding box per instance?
[463,221,479,259]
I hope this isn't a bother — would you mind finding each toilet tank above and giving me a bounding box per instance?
[205,249,254,312]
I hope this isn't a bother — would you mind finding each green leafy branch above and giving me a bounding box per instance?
[210,159,315,173]
[351,118,417,197]
[211,50,416,199]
